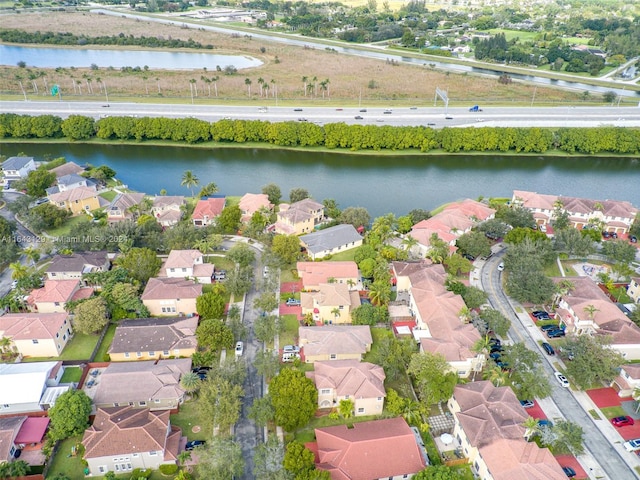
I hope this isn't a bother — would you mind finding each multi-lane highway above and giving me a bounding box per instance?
[2,100,640,128]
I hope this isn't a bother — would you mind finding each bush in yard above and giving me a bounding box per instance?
[159,464,179,475]
[129,468,152,479]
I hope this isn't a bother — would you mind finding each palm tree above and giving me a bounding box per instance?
[312,75,318,96]
[180,372,201,394]
[583,304,599,320]
[302,75,308,96]
[320,78,330,98]
[181,170,200,197]
[368,281,390,306]
[270,79,276,98]
[346,278,356,290]
[194,237,215,255]
[401,235,419,253]
[198,181,218,198]
[331,307,341,323]
[156,77,161,94]
[211,75,219,97]
[201,75,211,96]
[552,279,574,309]
[178,450,192,466]
[459,306,472,323]
[189,79,197,103]
[483,365,507,386]
[472,335,492,355]
[523,416,541,441]
[257,77,265,96]
[244,78,252,96]
[23,246,40,265]
[9,262,29,281]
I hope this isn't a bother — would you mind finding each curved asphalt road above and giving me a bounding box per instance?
[481,250,638,480]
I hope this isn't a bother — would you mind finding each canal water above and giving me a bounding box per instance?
[2,143,639,218]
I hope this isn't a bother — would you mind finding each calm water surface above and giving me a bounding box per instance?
[0,45,261,70]
[2,143,639,217]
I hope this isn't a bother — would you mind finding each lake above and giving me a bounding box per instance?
[0,44,262,70]
[2,143,639,218]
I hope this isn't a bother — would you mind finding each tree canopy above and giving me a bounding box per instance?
[48,390,92,441]
[407,352,458,405]
[269,368,317,431]
[116,247,162,283]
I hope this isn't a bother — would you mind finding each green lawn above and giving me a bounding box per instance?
[47,436,86,479]
[61,366,83,384]
[45,215,91,238]
[280,266,299,283]
[23,332,100,362]
[94,323,117,362]
[327,249,358,261]
[363,327,392,364]
[280,314,300,347]
[99,190,118,202]
[486,28,539,42]
[600,406,626,419]
[543,261,562,278]
[170,399,211,442]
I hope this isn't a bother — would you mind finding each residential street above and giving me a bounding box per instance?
[477,249,638,480]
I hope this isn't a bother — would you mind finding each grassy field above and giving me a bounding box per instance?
[23,331,100,362]
[0,11,594,106]
[45,215,91,238]
[99,190,118,202]
[279,314,299,347]
[328,249,358,261]
[46,436,86,479]
[170,399,212,441]
[94,323,117,362]
[60,366,83,383]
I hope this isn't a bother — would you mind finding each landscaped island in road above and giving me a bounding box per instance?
[3,113,640,155]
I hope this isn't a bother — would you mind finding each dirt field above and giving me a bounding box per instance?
[0,11,586,105]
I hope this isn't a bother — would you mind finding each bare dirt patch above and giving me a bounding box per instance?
[0,11,585,105]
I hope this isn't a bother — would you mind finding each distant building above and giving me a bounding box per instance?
[192,198,226,227]
[274,199,324,235]
[1,156,36,180]
[300,224,363,260]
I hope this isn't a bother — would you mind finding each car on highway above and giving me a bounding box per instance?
[624,438,640,451]
[186,440,205,450]
[554,372,570,388]
[410,106,418,110]
[562,466,576,478]
[285,298,301,306]
[298,118,308,122]
[546,329,566,338]
[359,109,367,112]
[383,109,392,114]
[293,108,303,111]
[612,416,635,427]
[235,341,244,357]
[520,399,535,409]
[354,115,363,120]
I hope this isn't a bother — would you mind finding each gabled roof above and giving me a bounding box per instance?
[108,192,146,214]
[480,438,567,480]
[302,283,360,310]
[47,251,109,274]
[0,362,59,405]
[57,173,88,187]
[239,193,273,216]
[91,359,191,406]
[82,406,175,459]
[300,224,363,255]
[0,416,26,462]
[314,417,425,480]
[297,261,359,289]
[513,190,557,211]
[622,364,640,380]
[2,156,33,171]
[152,195,185,210]
[192,198,225,220]
[164,250,203,270]
[141,278,202,300]
[308,360,385,399]
[50,161,84,178]
[0,313,69,341]
[299,326,372,357]
[453,381,527,448]
[28,279,80,303]
[48,185,98,203]
[277,198,324,224]
[108,317,198,354]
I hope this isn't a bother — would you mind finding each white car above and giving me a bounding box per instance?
[624,438,640,452]
[263,266,270,278]
[235,341,244,357]
[554,371,570,388]
[497,262,504,271]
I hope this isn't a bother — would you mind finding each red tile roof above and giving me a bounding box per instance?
[314,417,425,480]
[297,261,359,289]
[141,278,202,300]
[28,280,80,304]
[192,198,225,221]
[0,313,68,341]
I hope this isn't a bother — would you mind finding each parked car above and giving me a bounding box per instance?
[497,262,504,271]
[235,341,244,357]
[263,266,270,278]
[540,324,560,332]
[554,372,570,388]
[624,438,640,451]
[489,352,501,361]
[562,466,576,478]
[520,399,535,409]
[186,440,206,451]
[612,416,635,427]
[282,352,300,362]
[542,342,555,355]
[532,310,547,317]
[283,345,300,353]
[538,419,553,428]
[462,253,475,261]
[602,231,611,238]
[286,298,301,306]
[546,329,566,338]
[630,235,638,243]
[489,338,501,347]
[490,345,503,354]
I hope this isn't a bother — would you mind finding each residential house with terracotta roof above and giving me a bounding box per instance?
[300,224,363,260]
[107,192,146,223]
[512,190,638,234]
[50,161,84,178]
[141,278,201,316]
[151,196,186,228]
[81,406,181,476]
[239,192,273,223]
[274,199,324,235]
[297,261,360,291]
[0,362,65,415]
[46,251,111,281]
[1,156,36,180]
[90,359,191,411]
[612,364,640,397]
[311,417,426,479]
[448,381,566,480]
[192,197,226,227]
[27,279,93,313]
[162,249,214,284]
[299,325,372,363]
[47,185,101,215]
[307,360,385,416]
[554,276,640,359]
[108,317,198,362]
[301,283,361,325]
[393,261,484,378]
[0,416,50,464]
[628,277,640,304]
[409,199,495,255]
[0,313,72,357]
